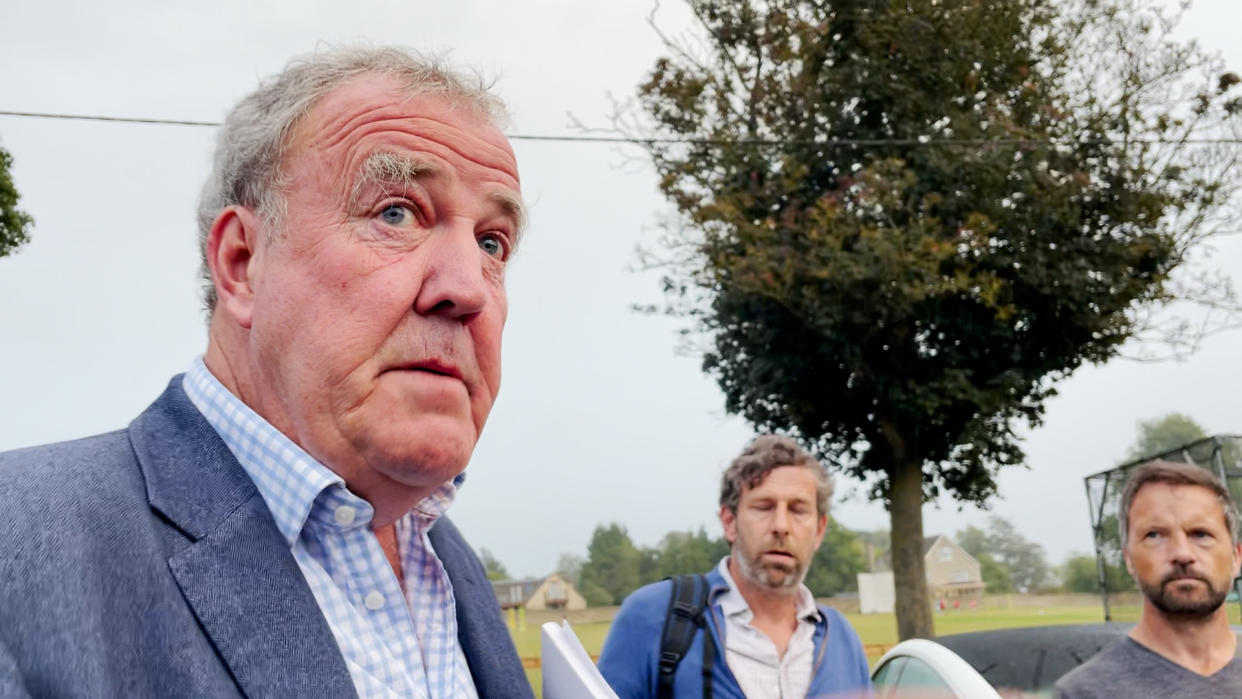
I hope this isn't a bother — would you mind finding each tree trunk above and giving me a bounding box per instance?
[889,458,935,640]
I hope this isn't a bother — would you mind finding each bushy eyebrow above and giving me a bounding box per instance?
[490,189,528,246]
[351,151,439,205]
[351,151,528,245]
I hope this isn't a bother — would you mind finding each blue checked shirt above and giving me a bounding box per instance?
[183,359,479,698]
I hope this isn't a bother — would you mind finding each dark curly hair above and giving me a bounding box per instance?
[719,435,833,516]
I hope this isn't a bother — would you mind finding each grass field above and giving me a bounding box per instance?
[509,602,1242,696]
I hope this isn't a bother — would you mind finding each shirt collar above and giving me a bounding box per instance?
[182,357,464,545]
[715,556,821,622]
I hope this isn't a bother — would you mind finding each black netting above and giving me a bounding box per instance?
[1082,435,1242,620]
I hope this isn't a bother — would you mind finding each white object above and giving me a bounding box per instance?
[541,620,619,699]
[857,571,896,614]
[873,638,1002,699]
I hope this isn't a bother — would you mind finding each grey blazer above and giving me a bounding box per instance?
[0,377,532,698]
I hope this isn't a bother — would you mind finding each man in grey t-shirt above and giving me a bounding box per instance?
[1056,460,1242,698]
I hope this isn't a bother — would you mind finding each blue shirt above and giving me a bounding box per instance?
[598,564,873,698]
[183,359,478,698]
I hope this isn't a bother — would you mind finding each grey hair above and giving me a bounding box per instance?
[196,45,508,312]
[1119,459,1239,550]
[720,435,833,517]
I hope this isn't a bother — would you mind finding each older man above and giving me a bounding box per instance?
[598,435,871,698]
[0,47,531,698]
[1056,460,1242,698]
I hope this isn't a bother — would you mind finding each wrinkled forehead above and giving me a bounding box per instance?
[1131,482,1231,525]
[285,72,521,185]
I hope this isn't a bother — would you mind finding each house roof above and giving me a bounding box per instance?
[871,535,973,572]
[490,576,545,603]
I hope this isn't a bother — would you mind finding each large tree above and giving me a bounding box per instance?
[1125,412,1208,461]
[633,0,1240,638]
[579,522,643,605]
[804,520,866,596]
[652,527,730,580]
[0,144,33,257]
[957,517,1051,593]
[477,547,510,582]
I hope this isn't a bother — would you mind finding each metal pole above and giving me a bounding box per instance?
[1086,473,1112,622]
[1211,438,1242,623]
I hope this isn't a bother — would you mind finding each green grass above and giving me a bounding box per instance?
[509,602,1242,696]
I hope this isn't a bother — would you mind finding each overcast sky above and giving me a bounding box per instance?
[2,0,1240,580]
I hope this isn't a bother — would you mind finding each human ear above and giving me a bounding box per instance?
[206,206,264,329]
[719,505,737,545]
[814,513,829,547]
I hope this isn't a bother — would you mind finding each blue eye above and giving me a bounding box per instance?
[379,204,414,226]
[478,233,506,259]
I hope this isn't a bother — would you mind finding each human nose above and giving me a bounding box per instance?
[413,224,488,319]
[771,504,792,536]
[1168,532,1197,565]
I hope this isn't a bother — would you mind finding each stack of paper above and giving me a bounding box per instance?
[540,620,619,699]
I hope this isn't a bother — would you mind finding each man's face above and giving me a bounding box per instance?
[238,74,522,503]
[720,465,828,592]
[1125,482,1241,618]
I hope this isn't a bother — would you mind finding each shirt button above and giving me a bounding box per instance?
[333,505,356,526]
[364,591,385,610]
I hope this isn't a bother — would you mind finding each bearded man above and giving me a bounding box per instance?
[598,435,871,698]
[1056,460,1242,698]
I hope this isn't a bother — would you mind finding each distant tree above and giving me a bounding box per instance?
[478,548,509,582]
[855,528,889,570]
[954,525,989,559]
[1126,413,1208,462]
[578,580,615,608]
[1090,514,1139,593]
[1061,552,1134,594]
[555,552,585,586]
[633,0,1241,640]
[654,527,730,580]
[855,528,889,551]
[579,523,643,605]
[977,553,1015,594]
[0,144,33,257]
[955,517,1050,593]
[804,520,866,596]
[639,546,663,586]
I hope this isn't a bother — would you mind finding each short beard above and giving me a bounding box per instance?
[1142,572,1229,619]
[735,547,804,593]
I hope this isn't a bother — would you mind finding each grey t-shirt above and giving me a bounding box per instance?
[1055,636,1242,699]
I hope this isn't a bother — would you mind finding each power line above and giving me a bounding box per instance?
[0,110,220,128]
[2,108,1241,147]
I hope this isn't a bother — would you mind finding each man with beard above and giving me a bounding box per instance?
[598,435,871,698]
[1056,460,1242,698]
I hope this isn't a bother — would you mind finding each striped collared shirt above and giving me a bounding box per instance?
[183,359,478,698]
[715,557,821,699]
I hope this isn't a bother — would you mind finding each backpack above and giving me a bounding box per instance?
[657,574,716,699]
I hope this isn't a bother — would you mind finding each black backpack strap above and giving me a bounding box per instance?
[700,607,715,699]
[656,574,713,699]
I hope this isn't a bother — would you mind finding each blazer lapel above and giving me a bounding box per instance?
[130,378,356,699]
[431,517,535,699]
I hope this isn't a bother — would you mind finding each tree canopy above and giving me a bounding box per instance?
[633,0,1240,639]
[572,519,865,605]
[578,523,644,606]
[477,547,510,582]
[804,518,866,596]
[1125,412,1208,462]
[0,144,33,257]
[956,517,1051,593]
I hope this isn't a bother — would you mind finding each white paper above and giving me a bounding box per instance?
[540,620,619,699]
